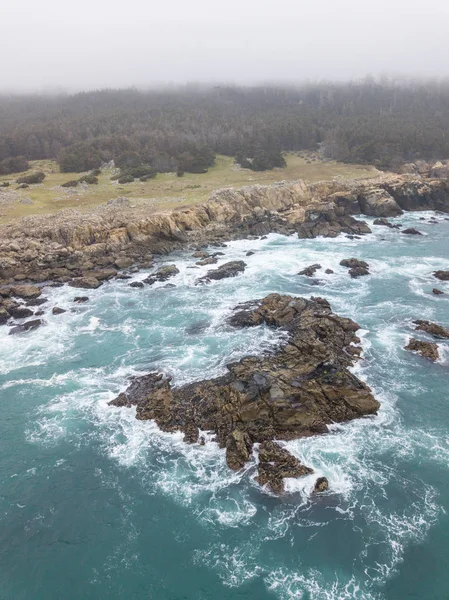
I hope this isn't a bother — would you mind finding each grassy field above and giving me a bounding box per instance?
[0,154,378,222]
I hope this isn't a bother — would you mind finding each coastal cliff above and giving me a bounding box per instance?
[0,174,448,285]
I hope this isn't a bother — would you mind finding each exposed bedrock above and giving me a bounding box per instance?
[1,174,448,284]
[109,293,380,494]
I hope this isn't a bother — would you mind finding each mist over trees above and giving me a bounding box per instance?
[1,79,449,174]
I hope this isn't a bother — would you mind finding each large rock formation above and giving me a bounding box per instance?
[1,173,448,285]
[109,294,380,493]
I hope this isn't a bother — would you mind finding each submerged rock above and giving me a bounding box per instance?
[143,265,179,285]
[433,288,444,295]
[197,260,246,284]
[129,281,144,288]
[405,338,439,361]
[73,296,89,303]
[298,264,322,277]
[9,318,42,335]
[402,228,423,235]
[413,320,449,339]
[52,307,66,315]
[109,294,379,494]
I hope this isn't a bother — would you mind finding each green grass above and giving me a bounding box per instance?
[0,154,378,223]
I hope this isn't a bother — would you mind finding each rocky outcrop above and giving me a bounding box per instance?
[68,277,102,289]
[298,264,322,277]
[402,228,422,235]
[405,338,439,361]
[197,261,246,284]
[0,173,448,286]
[413,320,449,339]
[313,477,329,493]
[143,265,179,285]
[373,218,400,229]
[109,294,379,494]
[340,258,370,278]
[434,271,449,281]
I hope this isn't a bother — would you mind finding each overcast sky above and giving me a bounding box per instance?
[2,0,449,92]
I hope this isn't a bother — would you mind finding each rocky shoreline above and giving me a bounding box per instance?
[109,293,380,494]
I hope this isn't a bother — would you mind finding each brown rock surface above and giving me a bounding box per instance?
[413,320,449,339]
[109,294,380,493]
[405,338,439,361]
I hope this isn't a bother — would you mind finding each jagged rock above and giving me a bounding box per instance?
[197,260,246,283]
[87,268,117,281]
[256,441,313,494]
[196,256,218,266]
[373,217,400,229]
[433,288,444,295]
[313,477,329,493]
[405,338,439,361]
[413,320,449,339]
[298,264,322,277]
[73,296,89,303]
[9,319,42,335]
[434,271,449,281]
[109,294,379,493]
[8,306,34,319]
[401,228,422,235]
[114,257,134,270]
[358,189,403,217]
[0,308,9,324]
[68,277,102,289]
[129,281,144,288]
[25,297,47,306]
[52,307,66,315]
[296,215,371,239]
[143,265,179,285]
[340,258,370,278]
[11,285,41,299]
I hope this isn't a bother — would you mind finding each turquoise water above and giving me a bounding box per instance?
[1,212,449,600]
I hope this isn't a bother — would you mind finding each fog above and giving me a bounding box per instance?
[2,0,449,92]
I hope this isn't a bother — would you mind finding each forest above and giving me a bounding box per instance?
[1,79,449,176]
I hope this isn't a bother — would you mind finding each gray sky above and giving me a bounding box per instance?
[2,0,449,92]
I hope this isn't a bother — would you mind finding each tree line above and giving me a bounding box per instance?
[1,79,449,175]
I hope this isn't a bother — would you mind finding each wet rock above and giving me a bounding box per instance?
[114,257,134,270]
[34,310,45,316]
[433,288,444,295]
[413,320,449,339]
[246,251,255,257]
[197,260,246,284]
[87,268,117,281]
[115,273,132,280]
[185,320,209,335]
[434,271,449,281]
[25,297,48,306]
[405,338,439,361]
[298,264,322,277]
[196,256,218,266]
[325,269,334,274]
[313,477,329,493]
[73,296,89,303]
[340,258,370,278]
[69,277,102,289]
[52,307,66,315]
[129,281,144,288]
[11,285,41,299]
[192,251,209,259]
[110,294,379,494]
[296,215,371,239]
[256,441,313,494]
[143,265,179,285]
[9,319,42,335]
[0,308,9,324]
[401,228,422,235]
[8,306,34,319]
[373,218,400,229]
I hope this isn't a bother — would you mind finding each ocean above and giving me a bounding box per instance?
[1,211,448,600]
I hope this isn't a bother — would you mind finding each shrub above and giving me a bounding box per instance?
[0,181,10,187]
[78,174,98,184]
[61,180,79,188]
[139,172,157,182]
[127,165,156,179]
[0,156,29,175]
[17,183,29,189]
[117,174,134,184]
[176,170,185,178]
[16,171,46,184]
